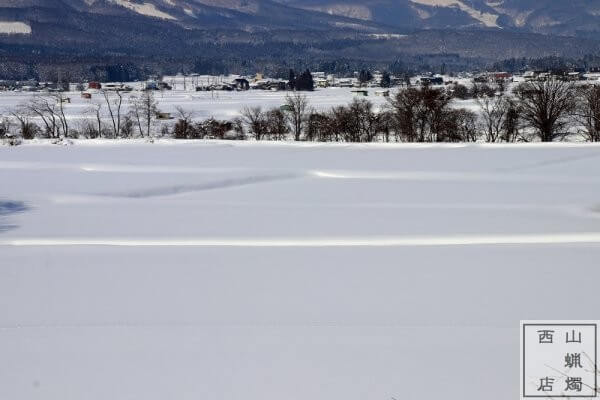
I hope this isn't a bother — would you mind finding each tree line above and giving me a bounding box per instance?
[2,79,600,144]
[233,80,600,143]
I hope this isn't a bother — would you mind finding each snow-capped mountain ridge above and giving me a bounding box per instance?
[2,0,600,37]
[1,0,600,68]
[274,0,600,37]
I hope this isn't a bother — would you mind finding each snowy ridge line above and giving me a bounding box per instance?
[2,233,600,247]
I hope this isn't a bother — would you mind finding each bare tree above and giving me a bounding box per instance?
[130,92,157,138]
[328,106,345,142]
[135,91,158,137]
[241,106,267,140]
[348,98,380,142]
[329,104,356,142]
[424,88,452,143]
[388,88,422,142]
[101,89,124,138]
[574,85,600,142]
[51,93,69,138]
[18,94,69,139]
[501,99,522,142]
[377,110,393,143]
[9,107,27,130]
[329,99,380,143]
[130,98,144,137]
[23,95,60,138]
[86,101,104,138]
[265,108,289,140]
[476,94,509,142]
[231,117,245,140]
[129,90,158,137]
[515,79,576,142]
[388,87,451,142]
[306,112,333,142]
[438,109,479,142]
[174,106,194,122]
[172,106,195,139]
[284,92,309,141]
[9,106,38,139]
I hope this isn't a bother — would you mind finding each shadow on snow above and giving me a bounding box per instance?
[0,200,28,233]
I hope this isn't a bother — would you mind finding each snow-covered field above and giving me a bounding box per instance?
[1,141,600,399]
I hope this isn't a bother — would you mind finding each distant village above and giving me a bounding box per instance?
[2,68,600,96]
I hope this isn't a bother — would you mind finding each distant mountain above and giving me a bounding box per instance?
[3,0,600,45]
[274,0,600,38]
[0,0,402,59]
[0,0,385,36]
[1,0,600,81]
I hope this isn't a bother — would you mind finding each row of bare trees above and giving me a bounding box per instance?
[3,80,600,143]
[385,80,600,143]
[238,93,310,141]
[172,107,243,140]
[237,90,477,143]
[236,82,600,143]
[476,80,600,142]
[81,90,158,139]
[5,90,158,140]
[9,93,70,139]
[387,86,479,142]
[321,81,599,143]
[235,94,478,143]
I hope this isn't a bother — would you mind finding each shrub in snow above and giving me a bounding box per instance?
[21,122,39,140]
[2,136,23,146]
[51,138,74,146]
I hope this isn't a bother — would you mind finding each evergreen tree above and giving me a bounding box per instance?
[288,69,296,90]
[359,69,373,86]
[380,71,391,88]
[296,69,314,91]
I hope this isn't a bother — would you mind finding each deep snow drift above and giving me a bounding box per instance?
[1,141,600,399]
